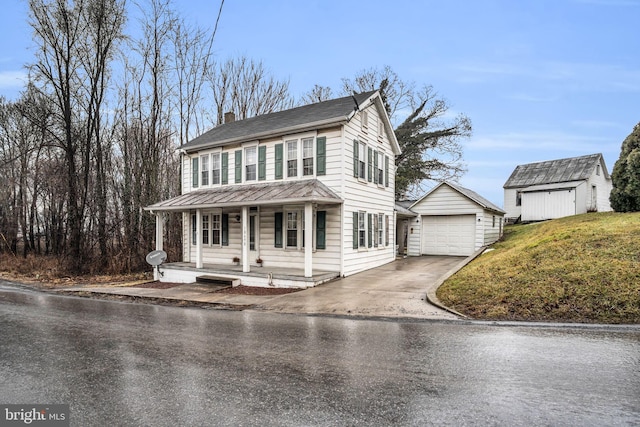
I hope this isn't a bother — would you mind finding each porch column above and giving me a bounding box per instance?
[196,209,203,269]
[304,202,313,278]
[242,206,250,273]
[155,213,163,251]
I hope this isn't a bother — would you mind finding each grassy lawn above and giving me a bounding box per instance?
[437,212,640,324]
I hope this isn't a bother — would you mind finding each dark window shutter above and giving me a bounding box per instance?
[222,214,229,246]
[367,147,373,182]
[352,211,358,249]
[192,157,199,188]
[367,213,372,248]
[274,212,283,248]
[353,140,359,177]
[234,150,242,183]
[373,150,378,184]
[221,153,228,185]
[275,143,283,180]
[258,146,266,181]
[384,155,389,187]
[316,210,326,249]
[317,136,326,176]
[385,215,390,246]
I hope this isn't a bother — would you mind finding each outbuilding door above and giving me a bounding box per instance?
[522,189,575,221]
[421,215,476,256]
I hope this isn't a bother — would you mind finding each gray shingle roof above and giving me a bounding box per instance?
[145,179,342,212]
[411,181,505,214]
[445,181,505,214]
[504,153,606,189]
[181,91,377,152]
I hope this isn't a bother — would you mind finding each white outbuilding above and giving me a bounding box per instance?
[503,153,613,223]
[405,181,506,257]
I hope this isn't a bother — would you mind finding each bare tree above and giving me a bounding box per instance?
[334,65,471,199]
[299,84,333,105]
[28,0,126,271]
[207,56,294,126]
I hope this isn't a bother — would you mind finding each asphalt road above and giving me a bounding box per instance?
[1,282,639,426]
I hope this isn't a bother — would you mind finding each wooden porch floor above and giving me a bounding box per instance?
[158,262,340,287]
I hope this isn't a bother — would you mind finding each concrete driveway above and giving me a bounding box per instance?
[62,255,470,320]
[254,256,466,320]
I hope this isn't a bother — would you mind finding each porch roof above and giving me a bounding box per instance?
[145,179,343,212]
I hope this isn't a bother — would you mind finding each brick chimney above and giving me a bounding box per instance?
[224,111,235,124]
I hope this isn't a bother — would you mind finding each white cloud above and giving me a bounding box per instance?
[449,60,640,93]
[467,130,612,150]
[0,70,27,90]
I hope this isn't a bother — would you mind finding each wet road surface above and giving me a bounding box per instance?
[1,282,639,426]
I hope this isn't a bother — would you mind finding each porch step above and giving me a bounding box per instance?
[196,275,240,287]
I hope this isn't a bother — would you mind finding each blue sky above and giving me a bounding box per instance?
[1,0,639,206]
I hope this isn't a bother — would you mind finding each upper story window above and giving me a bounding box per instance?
[361,110,368,132]
[245,146,257,181]
[358,141,366,179]
[596,164,601,176]
[302,137,314,176]
[212,153,221,185]
[378,120,384,141]
[284,136,315,179]
[286,140,298,178]
[201,154,210,186]
[377,152,384,184]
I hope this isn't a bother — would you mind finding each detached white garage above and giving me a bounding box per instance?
[406,182,506,257]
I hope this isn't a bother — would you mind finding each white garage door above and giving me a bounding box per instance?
[421,215,476,256]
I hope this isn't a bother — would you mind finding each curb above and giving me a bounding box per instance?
[424,247,489,319]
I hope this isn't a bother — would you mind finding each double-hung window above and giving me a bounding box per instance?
[358,211,366,248]
[211,214,221,244]
[245,147,257,181]
[378,214,384,246]
[286,211,298,248]
[211,153,221,185]
[202,214,210,244]
[302,137,314,176]
[358,142,366,179]
[201,154,209,186]
[286,140,298,178]
[377,152,384,185]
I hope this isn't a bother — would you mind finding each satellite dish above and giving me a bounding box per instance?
[146,250,167,266]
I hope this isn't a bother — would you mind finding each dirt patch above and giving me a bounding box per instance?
[132,282,303,295]
[134,281,183,289]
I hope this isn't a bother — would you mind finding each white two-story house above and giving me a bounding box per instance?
[145,90,401,287]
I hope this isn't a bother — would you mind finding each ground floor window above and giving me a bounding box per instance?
[358,211,366,248]
[192,212,224,246]
[378,214,384,246]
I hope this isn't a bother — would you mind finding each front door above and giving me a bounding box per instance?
[249,208,259,264]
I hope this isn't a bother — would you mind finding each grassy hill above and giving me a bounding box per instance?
[437,212,640,324]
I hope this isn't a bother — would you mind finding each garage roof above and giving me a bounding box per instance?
[411,181,505,214]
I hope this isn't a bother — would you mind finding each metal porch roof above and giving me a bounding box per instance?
[145,179,343,212]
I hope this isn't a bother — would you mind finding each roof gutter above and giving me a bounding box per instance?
[183,117,350,153]
[144,196,344,212]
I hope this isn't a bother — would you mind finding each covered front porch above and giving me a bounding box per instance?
[158,262,340,288]
[145,180,343,287]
